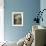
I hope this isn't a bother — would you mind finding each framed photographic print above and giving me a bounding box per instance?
[12,12,23,26]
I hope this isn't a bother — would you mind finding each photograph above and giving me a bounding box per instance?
[12,12,23,26]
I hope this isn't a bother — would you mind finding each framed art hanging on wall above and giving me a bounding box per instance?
[12,12,23,26]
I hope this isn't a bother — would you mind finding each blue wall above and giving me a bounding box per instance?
[40,0,46,27]
[4,0,40,42]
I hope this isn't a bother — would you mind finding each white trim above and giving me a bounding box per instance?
[0,9,4,42]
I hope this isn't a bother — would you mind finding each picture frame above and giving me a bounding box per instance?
[12,12,23,26]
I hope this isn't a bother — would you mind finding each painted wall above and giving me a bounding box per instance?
[4,0,40,42]
[40,0,46,27]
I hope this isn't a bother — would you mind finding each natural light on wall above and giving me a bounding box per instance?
[0,0,4,42]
